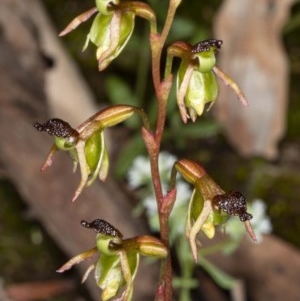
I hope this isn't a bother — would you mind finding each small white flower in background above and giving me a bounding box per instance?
[158,152,177,179]
[127,152,192,238]
[174,181,191,208]
[128,152,177,189]
[143,195,158,217]
[127,156,152,189]
[225,199,272,243]
[249,199,272,242]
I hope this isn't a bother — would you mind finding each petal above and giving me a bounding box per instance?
[82,263,96,283]
[176,62,193,123]
[98,11,135,70]
[40,144,58,172]
[212,66,248,106]
[98,140,109,181]
[185,70,218,120]
[59,7,98,36]
[56,247,98,273]
[118,250,139,301]
[188,199,213,262]
[84,132,102,173]
[89,13,113,48]
[95,254,123,300]
[72,140,91,202]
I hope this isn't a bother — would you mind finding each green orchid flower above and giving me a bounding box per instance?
[170,159,256,262]
[166,39,248,123]
[57,219,167,301]
[34,105,149,201]
[59,0,156,71]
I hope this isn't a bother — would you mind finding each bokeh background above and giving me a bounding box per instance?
[1,0,300,301]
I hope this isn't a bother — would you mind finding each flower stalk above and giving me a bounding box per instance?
[32,1,259,300]
[145,2,184,301]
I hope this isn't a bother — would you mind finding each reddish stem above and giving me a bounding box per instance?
[143,2,181,301]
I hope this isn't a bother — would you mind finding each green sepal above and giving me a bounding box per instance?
[212,209,229,226]
[98,11,135,70]
[96,138,109,182]
[95,251,139,301]
[54,136,77,151]
[124,251,139,281]
[68,148,79,172]
[187,189,215,239]
[83,13,113,51]
[96,234,122,256]
[190,188,205,220]
[84,10,135,70]
[188,188,228,239]
[84,131,109,185]
[84,132,102,172]
[95,0,120,15]
[193,49,217,73]
[95,253,122,301]
[185,70,218,118]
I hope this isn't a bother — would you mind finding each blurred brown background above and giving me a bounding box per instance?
[1,0,300,301]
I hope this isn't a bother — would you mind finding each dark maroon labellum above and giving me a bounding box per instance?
[81,219,123,238]
[34,118,79,139]
[191,39,223,53]
[212,190,253,222]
